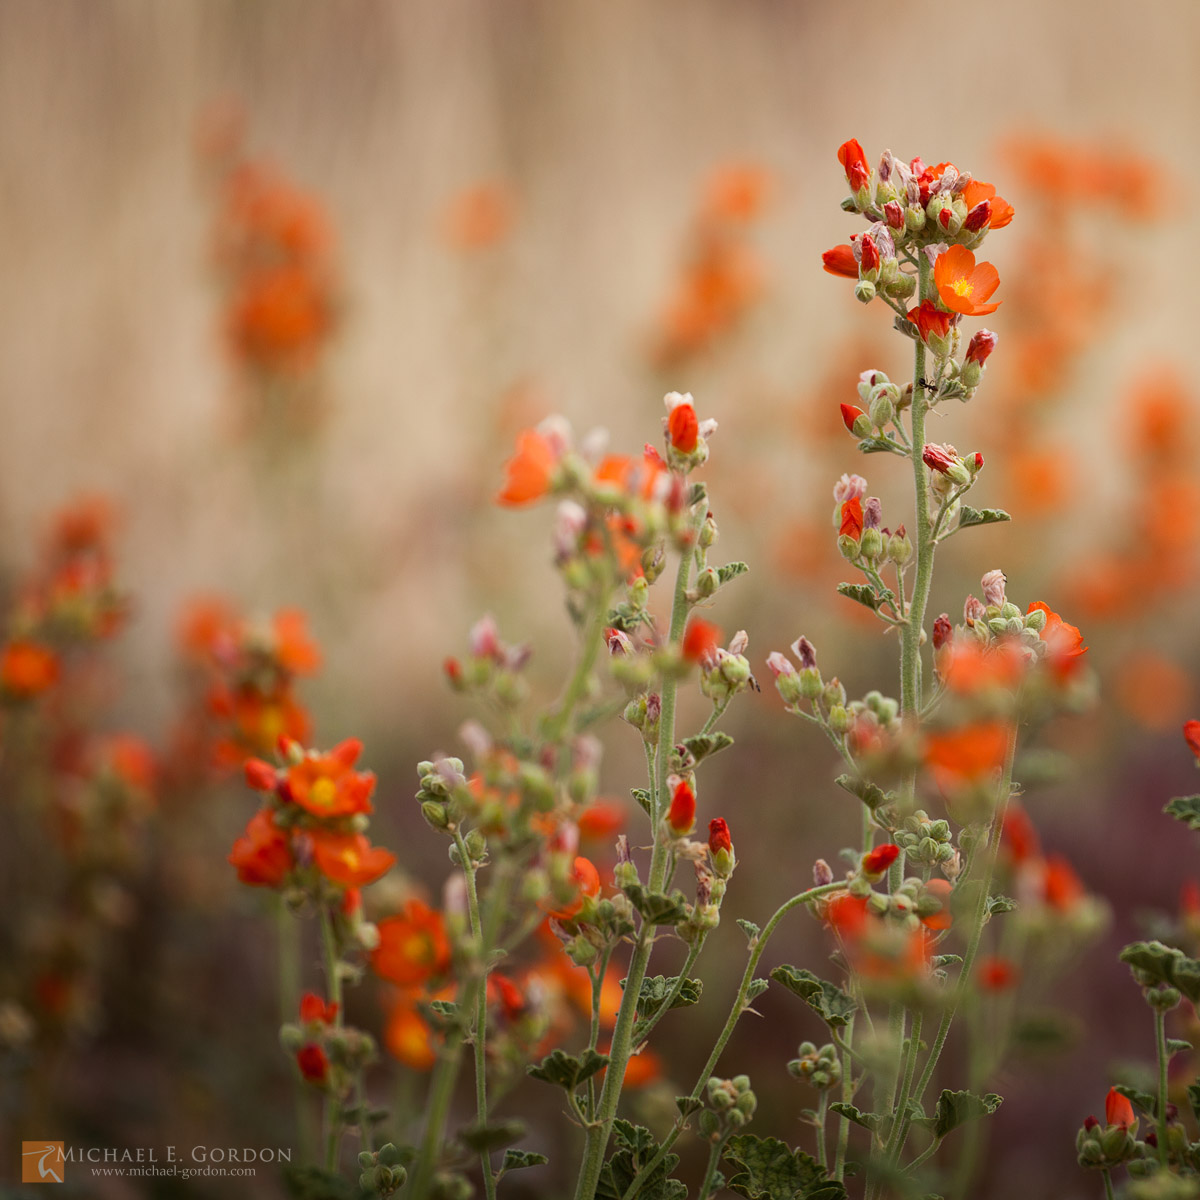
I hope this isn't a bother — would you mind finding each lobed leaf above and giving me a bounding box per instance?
[717,561,750,586]
[527,1048,609,1091]
[680,732,735,764]
[722,1134,847,1199]
[834,773,889,812]
[957,505,1011,530]
[1165,795,1200,831]
[770,966,857,1028]
[500,1149,548,1173]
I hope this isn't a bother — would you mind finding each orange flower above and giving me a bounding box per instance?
[837,138,870,192]
[496,429,559,507]
[310,829,395,887]
[577,799,626,841]
[839,495,863,540]
[1042,855,1085,911]
[933,245,1002,317]
[702,164,771,225]
[1002,805,1041,865]
[1106,1088,1136,1131]
[668,401,699,453]
[960,179,1015,229]
[227,264,335,373]
[372,900,451,987]
[546,855,602,922]
[822,244,859,278]
[907,300,955,344]
[1027,602,1087,678]
[977,956,1019,991]
[273,609,321,675]
[681,618,722,664]
[920,879,954,932]
[925,721,1011,786]
[385,1001,438,1070]
[666,778,696,835]
[296,1043,330,1084]
[0,639,60,698]
[229,809,293,887]
[937,638,1026,696]
[299,992,339,1025]
[440,181,514,251]
[286,741,375,819]
[1185,719,1200,761]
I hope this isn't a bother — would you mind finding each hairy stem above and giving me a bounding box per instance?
[1155,1006,1170,1167]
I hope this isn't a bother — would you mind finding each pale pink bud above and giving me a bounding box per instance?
[833,473,868,504]
[766,651,795,677]
[791,636,817,669]
[728,629,749,656]
[469,613,502,661]
[458,719,492,760]
[813,858,834,886]
[981,569,1007,608]
[964,595,986,624]
[863,497,883,530]
[605,627,634,656]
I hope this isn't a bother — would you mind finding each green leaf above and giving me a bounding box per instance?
[931,954,963,969]
[837,582,883,611]
[828,1102,879,1132]
[1165,795,1200,831]
[500,1149,548,1173]
[834,773,889,812]
[680,732,735,764]
[283,1165,364,1200]
[769,966,857,1028]
[596,1120,687,1200]
[527,1048,609,1091]
[1188,1082,1200,1124]
[929,1090,1003,1139]
[737,918,761,943]
[856,435,906,457]
[746,978,770,1004]
[1010,1010,1080,1056]
[458,1119,525,1152]
[621,883,689,926]
[957,506,1011,530]
[722,1135,848,1199]
[987,895,1017,915]
[631,787,652,817]
[1114,1083,1159,1119]
[717,561,750,586]
[1168,1038,1194,1057]
[1119,941,1200,1004]
[676,1094,704,1120]
[627,974,703,1019]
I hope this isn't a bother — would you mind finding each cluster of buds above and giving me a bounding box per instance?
[699,1074,758,1138]
[281,991,376,1093]
[497,407,706,596]
[695,627,756,702]
[831,474,910,569]
[356,1144,408,1198]
[922,442,984,493]
[834,141,1013,257]
[787,1041,841,1091]
[1077,1089,1139,1169]
[1,496,128,706]
[893,809,957,870]
[175,599,321,772]
[840,369,908,440]
[443,614,532,709]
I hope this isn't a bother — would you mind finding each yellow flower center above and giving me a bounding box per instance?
[310,777,338,809]
[952,279,973,298]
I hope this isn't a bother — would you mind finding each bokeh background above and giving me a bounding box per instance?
[3,1,1200,1196]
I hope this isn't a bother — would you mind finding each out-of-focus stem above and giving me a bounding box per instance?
[1155,1007,1170,1167]
[318,904,344,1172]
[573,514,699,1200]
[620,881,843,1200]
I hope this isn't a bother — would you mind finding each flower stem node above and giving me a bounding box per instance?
[1147,985,1182,1011]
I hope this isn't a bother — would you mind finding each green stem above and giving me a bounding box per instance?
[619,881,842,1200]
[633,935,706,1044]
[900,254,936,722]
[548,586,612,741]
[318,904,344,1173]
[697,1137,726,1200]
[455,832,497,1200]
[587,946,615,1118]
[1155,1006,1170,1167]
[885,1010,923,1167]
[1102,1168,1115,1200]
[815,1092,829,1169]
[893,728,1018,1162]
[572,514,702,1200]
[833,1014,855,1181]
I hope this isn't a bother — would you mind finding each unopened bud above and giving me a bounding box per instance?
[854,279,876,304]
[813,858,834,886]
[981,569,1006,608]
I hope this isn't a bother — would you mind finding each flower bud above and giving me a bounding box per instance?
[813,858,834,886]
[905,204,926,232]
[883,199,904,229]
[854,279,876,304]
[709,818,735,878]
[840,403,871,437]
[965,330,997,366]
[667,778,697,836]
[861,843,900,879]
[964,199,991,232]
